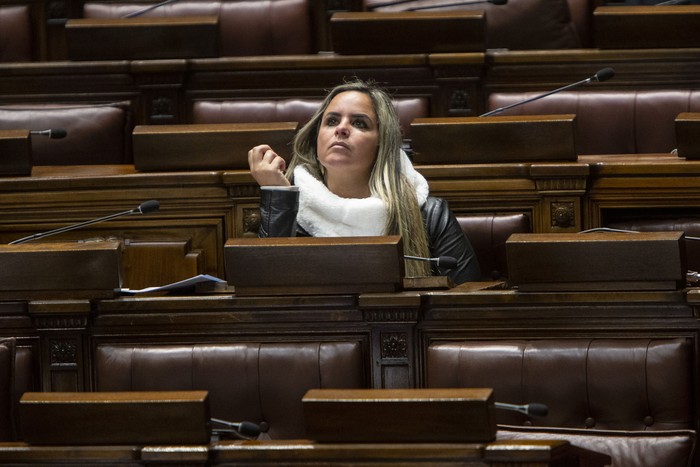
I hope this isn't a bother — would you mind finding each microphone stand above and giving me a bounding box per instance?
[123,0,180,18]
[481,77,595,117]
[9,201,159,245]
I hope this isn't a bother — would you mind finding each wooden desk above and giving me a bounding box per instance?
[580,153,700,228]
[210,439,611,466]
[0,439,611,466]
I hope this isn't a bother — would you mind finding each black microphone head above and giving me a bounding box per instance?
[593,67,615,82]
[137,199,160,214]
[238,421,262,437]
[49,128,68,139]
[527,403,549,417]
[437,256,458,270]
[489,0,508,5]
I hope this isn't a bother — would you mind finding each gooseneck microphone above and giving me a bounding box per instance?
[210,418,267,439]
[404,255,458,269]
[29,129,68,139]
[495,402,549,417]
[9,200,160,245]
[480,67,616,117]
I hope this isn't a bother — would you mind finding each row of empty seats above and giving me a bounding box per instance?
[3,89,698,166]
[2,335,695,466]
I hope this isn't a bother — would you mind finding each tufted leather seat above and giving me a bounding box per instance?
[191,97,429,139]
[83,0,314,56]
[0,102,133,165]
[456,213,532,280]
[0,5,32,62]
[94,342,366,438]
[427,338,696,467]
[486,90,700,155]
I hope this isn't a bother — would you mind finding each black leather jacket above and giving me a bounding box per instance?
[258,188,481,285]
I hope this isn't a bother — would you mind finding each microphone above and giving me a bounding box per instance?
[29,129,67,139]
[369,0,505,10]
[495,402,549,417]
[404,255,458,269]
[122,0,180,18]
[480,67,615,117]
[210,418,267,439]
[9,200,160,245]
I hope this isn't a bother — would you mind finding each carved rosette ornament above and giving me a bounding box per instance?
[381,332,408,359]
[551,201,575,228]
[49,339,78,365]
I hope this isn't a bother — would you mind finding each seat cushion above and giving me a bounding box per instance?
[95,342,366,438]
[486,90,700,155]
[498,425,696,467]
[0,338,15,441]
[191,97,428,138]
[0,6,32,62]
[83,0,314,56]
[427,338,693,431]
[365,0,582,50]
[0,102,133,165]
[456,213,531,280]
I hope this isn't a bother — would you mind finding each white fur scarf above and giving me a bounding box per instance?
[294,150,429,237]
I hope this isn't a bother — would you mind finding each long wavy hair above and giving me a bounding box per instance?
[286,79,431,277]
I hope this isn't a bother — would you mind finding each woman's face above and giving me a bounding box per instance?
[316,90,379,181]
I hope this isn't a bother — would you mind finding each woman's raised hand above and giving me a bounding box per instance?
[247,144,291,187]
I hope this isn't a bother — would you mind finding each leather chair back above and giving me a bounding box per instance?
[191,97,429,139]
[83,0,314,56]
[486,90,700,155]
[94,341,366,438]
[456,213,532,280]
[0,102,133,165]
[427,338,696,467]
[0,5,32,62]
[0,338,35,441]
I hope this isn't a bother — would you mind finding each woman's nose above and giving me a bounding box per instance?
[335,120,350,136]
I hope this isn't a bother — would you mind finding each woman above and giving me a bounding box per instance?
[247,79,480,284]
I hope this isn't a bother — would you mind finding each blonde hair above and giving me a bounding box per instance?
[287,79,431,277]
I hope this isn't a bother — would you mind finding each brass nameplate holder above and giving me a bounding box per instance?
[133,122,298,171]
[225,236,404,296]
[410,115,577,164]
[303,388,496,443]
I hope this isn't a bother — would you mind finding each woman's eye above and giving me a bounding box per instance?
[353,120,368,129]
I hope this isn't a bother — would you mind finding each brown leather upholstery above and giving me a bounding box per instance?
[457,213,532,280]
[94,342,366,438]
[0,338,34,441]
[486,90,700,155]
[0,5,32,62]
[83,0,314,56]
[427,338,696,467]
[0,102,133,165]
[364,0,592,50]
[191,97,429,139]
